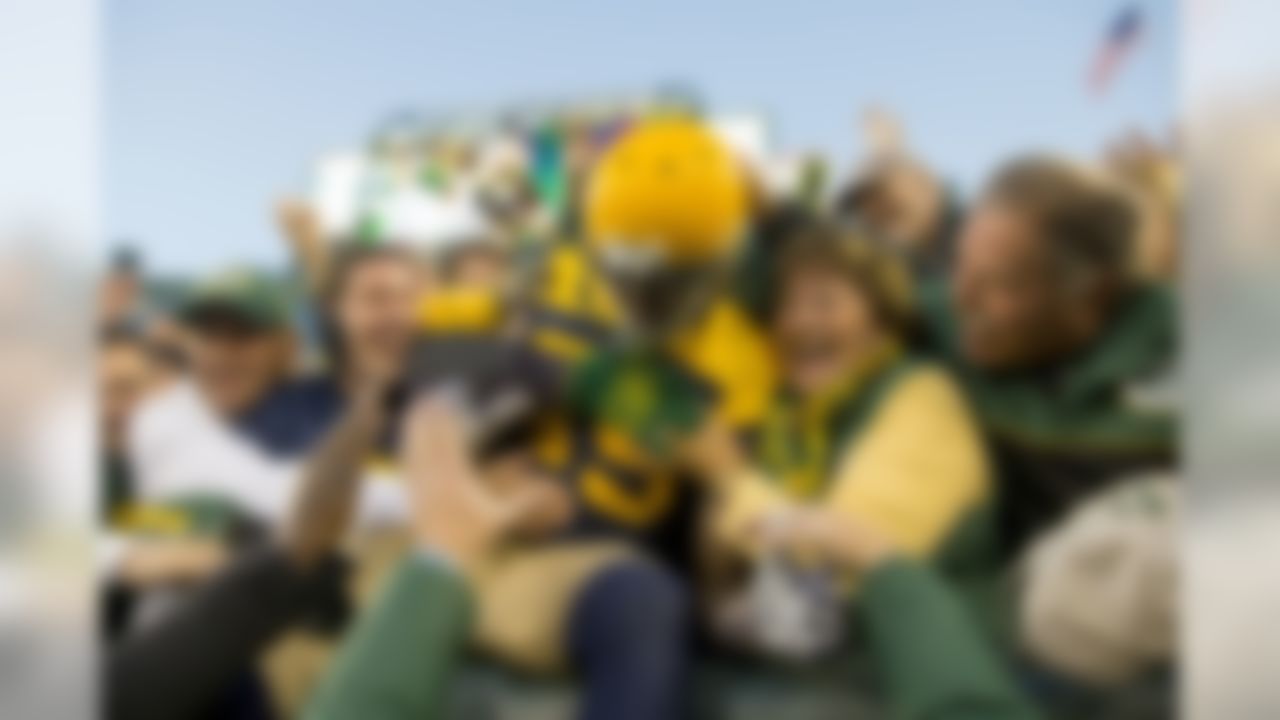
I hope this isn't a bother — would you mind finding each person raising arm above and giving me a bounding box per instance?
[306,392,563,720]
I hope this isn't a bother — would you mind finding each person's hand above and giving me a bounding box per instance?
[861,105,906,158]
[1105,129,1172,186]
[680,415,747,485]
[274,197,330,293]
[275,197,323,250]
[757,507,897,574]
[484,453,574,539]
[401,393,559,580]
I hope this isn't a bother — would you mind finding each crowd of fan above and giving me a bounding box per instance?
[98,108,1179,720]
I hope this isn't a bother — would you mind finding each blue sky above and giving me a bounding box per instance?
[107,0,1175,275]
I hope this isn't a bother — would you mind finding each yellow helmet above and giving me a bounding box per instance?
[585,117,750,266]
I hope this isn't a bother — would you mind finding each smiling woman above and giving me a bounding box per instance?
[692,222,994,608]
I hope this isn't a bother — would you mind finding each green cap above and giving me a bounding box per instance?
[179,267,288,331]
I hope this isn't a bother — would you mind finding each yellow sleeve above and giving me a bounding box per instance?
[671,301,776,428]
[416,287,503,332]
[825,366,991,559]
[708,468,794,555]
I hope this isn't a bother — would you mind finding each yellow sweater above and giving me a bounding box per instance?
[714,365,990,571]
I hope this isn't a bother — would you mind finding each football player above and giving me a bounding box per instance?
[412,115,774,720]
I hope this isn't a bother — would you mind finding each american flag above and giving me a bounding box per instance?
[1088,4,1145,96]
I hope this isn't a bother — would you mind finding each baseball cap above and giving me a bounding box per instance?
[179,267,288,332]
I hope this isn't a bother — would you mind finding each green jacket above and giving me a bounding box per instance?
[919,281,1177,552]
[308,555,1037,720]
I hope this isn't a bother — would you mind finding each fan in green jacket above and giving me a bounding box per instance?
[920,155,1177,554]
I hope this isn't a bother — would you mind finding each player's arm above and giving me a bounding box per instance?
[861,559,1040,720]
[305,555,473,720]
[308,394,564,720]
[764,512,1038,720]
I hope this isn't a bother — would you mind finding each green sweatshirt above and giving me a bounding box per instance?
[306,555,472,720]
[308,554,1037,720]
[861,559,1038,720]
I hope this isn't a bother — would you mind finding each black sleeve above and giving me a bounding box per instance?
[105,547,347,720]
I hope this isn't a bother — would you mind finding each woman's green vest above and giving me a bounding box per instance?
[754,347,1009,644]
